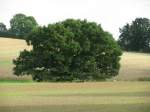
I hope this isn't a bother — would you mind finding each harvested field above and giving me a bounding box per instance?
[0,82,150,112]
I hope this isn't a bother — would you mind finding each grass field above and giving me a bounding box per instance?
[0,37,150,112]
[0,37,32,81]
[117,52,150,81]
[0,82,150,112]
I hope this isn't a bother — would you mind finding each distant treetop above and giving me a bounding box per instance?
[0,22,7,32]
[10,13,38,38]
[118,18,150,53]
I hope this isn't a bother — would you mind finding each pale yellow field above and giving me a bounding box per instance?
[0,37,150,81]
[0,37,32,80]
[116,52,150,80]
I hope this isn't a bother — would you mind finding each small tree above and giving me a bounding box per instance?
[10,13,38,38]
[0,22,7,32]
[13,19,122,82]
[118,18,150,52]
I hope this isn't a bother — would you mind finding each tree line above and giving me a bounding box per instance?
[0,13,38,39]
[118,18,150,53]
[1,14,150,53]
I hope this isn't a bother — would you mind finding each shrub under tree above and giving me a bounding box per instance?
[13,19,122,82]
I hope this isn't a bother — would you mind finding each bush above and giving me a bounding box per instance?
[13,19,122,82]
[138,77,150,81]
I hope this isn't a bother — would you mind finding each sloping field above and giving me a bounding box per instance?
[0,37,150,81]
[0,37,32,81]
[116,52,150,80]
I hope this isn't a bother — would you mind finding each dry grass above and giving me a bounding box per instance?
[0,37,31,59]
[115,52,150,80]
[0,37,32,80]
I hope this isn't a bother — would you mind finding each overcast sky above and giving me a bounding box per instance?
[0,0,150,39]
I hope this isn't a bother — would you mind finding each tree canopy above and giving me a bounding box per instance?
[118,18,150,52]
[10,13,38,38]
[13,19,122,82]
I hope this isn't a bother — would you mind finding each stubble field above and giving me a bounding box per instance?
[0,82,150,112]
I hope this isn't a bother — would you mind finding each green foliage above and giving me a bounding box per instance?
[118,18,150,52]
[0,22,7,32]
[0,22,8,37]
[10,13,38,38]
[13,19,122,82]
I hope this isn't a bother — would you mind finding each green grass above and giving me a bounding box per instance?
[0,104,150,112]
[0,79,33,83]
[0,82,150,112]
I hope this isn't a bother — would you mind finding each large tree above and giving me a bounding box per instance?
[10,13,38,38]
[13,19,122,82]
[118,18,150,52]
